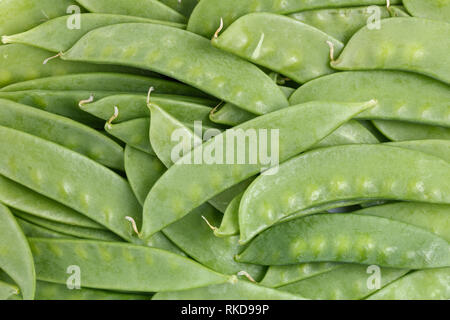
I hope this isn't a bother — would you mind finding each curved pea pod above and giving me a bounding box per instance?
[315,120,379,147]
[212,13,343,84]
[75,0,186,23]
[387,140,450,162]
[239,144,450,243]
[214,193,243,237]
[15,217,74,239]
[29,238,228,292]
[0,73,208,97]
[331,18,450,84]
[0,175,103,229]
[153,278,305,300]
[289,6,391,43]
[35,281,150,300]
[0,126,142,242]
[0,44,145,88]
[237,213,450,268]
[142,100,376,237]
[290,71,450,128]
[356,202,450,241]
[2,13,184,52]
[367,268,450,300]
[125,145,166,205]
[62,23,288,115]
[0,204,35,300]
[278,264,409,300]
[105,118,154,155]
[0,280,19,300]
[0,0,79,35]
[0,99,125,170]
[187,0,401,38]
[403,0,450,23]
[373,120,450,141]
[159,0,199,17]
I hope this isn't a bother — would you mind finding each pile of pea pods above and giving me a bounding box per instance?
[0,0,449,301]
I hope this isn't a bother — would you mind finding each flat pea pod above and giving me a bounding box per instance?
[0,99,125,170]
[13,209,122,242]
[214,193,243,237]
[105,118,154,155]
[212,13,344,84]
[153,278,305,300]
[315,120,379,148]
[239,144,450,243]
[237,213,450,268]
[158,0,199,17]
[289,6,391,43]
[0,44,146,88]
[15,217,74,239]
[367,268,450,300]
[0,0,79,35]
[290,71,450,128]
[0,203,35,300]
[75,0,186,23]
[0,126,142,242]
[187,0,401,38]
[35,281,150,300]
[124,145,166,205]
[62,23,288,115]
[0,90,112,128]
[0,73,208,97]
[0,175,103,229]
[386,140,450,162]
[0,280,19,300]
[278,264,408,300]
[142,100,375,237]
[2,13,185,52]
[331,18,450,84]
[29,238,228,292]
[403,0,450,23]
[373,120,450,141]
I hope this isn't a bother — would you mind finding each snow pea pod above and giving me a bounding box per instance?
[75,0,186,23]
[367,268,450,300]
[237,213,450,268]
[62,23,288,115]
[314,120,379,148]
[290,71,450,128]
[187,0,401,38]
[214,193,243,237]
[0,44,146,88]
[212,13,344,84]
[105,118,154,155]
[153,278,305,300]
[0,99,125,170]
[239,144,450,243]
[15,217,74,239]
[0,280,19,300]
[29,238,228,292]
[2,13,184,52]
[403,0,450,23]
[373,120,450,141]
[331,18,450,84]
[0,204,35,300]
[142,100,375,237]
[386,140,450,162]
[124,145,166,205]
[0,175,103,229]
[0,126,142,242]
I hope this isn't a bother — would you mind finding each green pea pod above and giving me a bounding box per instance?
[61,23,288,115]
[0,175,103,229]
[187,0,401,38]
[142,100,375,238]
[75,0,186,23]
[239,144,450,243]
[367,268,450,300]
[105,118,154,155]
[237,213,450,268]
[331,18,450,84]
[214,193,243,237]
[387,140,450,162]
[212,13,343,84]
[290,71,450,128]
[315,120,379,147]
[29,238,228,292]
[0,204,35,300]
[15,217,74,239]
[153,278,305,300]
[403,0,450,22]
[0,280,20,300]
[159,0,199,17]
[0,99,125,170]
[0,126,142,242]
[2,13,185,52]
[373,120,450,141]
